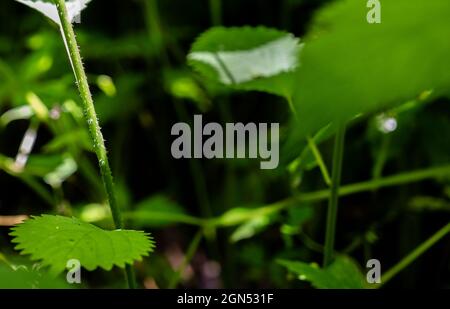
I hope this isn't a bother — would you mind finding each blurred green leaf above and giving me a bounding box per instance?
[0,105,34,127]
[278,256,366,289]
[292,0,450,138]
[10,215,155,274]
[127,195,201,227]
[230,215,272,243]
[96,75,117,97]
[409,196,450,212]
[43,154,77,188]
[188,26,302,99]
[163,69,211,111]
[286,205,313,227]
[43,129,92,153]
[0,264,71,289]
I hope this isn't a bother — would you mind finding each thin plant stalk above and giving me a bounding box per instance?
[169,230,203,288]
[288,96,331,187]
[378,222,450,287]
[323,124,346,267]
[307,136,332,186]
[54,0,136,289]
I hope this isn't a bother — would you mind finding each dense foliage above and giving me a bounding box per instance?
[0,0,449,288]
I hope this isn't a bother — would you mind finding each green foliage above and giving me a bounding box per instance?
[188,26,302,99]
[278,256,366,289]
[291,0,450,138]
[230,215,273,243]
[3,0,449,289]
[0,265,71,289]
[127,195,201,227]
[10,215,155,274]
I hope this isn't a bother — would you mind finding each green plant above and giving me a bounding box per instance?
[186,0,450,288]
[8,0,154,288]
[2,0,449,290]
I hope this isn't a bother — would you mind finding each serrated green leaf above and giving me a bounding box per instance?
[278,256,366,289]
[292,0,450,138]
[10,215,155,274]
[15,0,92,25]
[188,26,303,98]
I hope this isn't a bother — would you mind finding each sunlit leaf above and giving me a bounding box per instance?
[15,0,93,25]
[230,215,272,243]
[0,105,34,127]
[188,26,303,98]
[10,215,155,274]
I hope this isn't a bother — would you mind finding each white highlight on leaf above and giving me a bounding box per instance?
[189,35,302,85]
[16,0,92,25]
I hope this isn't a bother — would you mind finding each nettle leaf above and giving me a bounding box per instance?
[292,0,450,138]
[278,256,366,289]
[188,26,303,98]
[15,0,92,25]
[10,215,155,274]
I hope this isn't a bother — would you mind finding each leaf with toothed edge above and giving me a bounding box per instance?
[15,0,93,25]
[10,215,155,274]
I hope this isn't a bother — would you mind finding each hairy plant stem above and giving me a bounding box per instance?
[378,222,450,287]
[54,0,135,289]
[323,124,346,267]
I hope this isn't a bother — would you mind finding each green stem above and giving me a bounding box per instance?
[209,0,223,26]
[168,230,203,288]
[127,164,450,229]
[144,0,165,58]
[307,136,332,186]
[323,124,346,267]
[379,222,450,287]
[293,164,450,204]
[54,0,135,289]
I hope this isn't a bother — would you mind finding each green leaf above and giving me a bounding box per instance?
[230,215,272,243]
[217,206,276,227]
[0,105,34,127]
[278,256,366,289]
[15,0,93,24]
[188,26,303,98]
[43,154,77,187]
[292,0,450,138]
[0,264,71,289]
[10,215,155,274]
[126,195,201,227]
[43,129,93,153]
